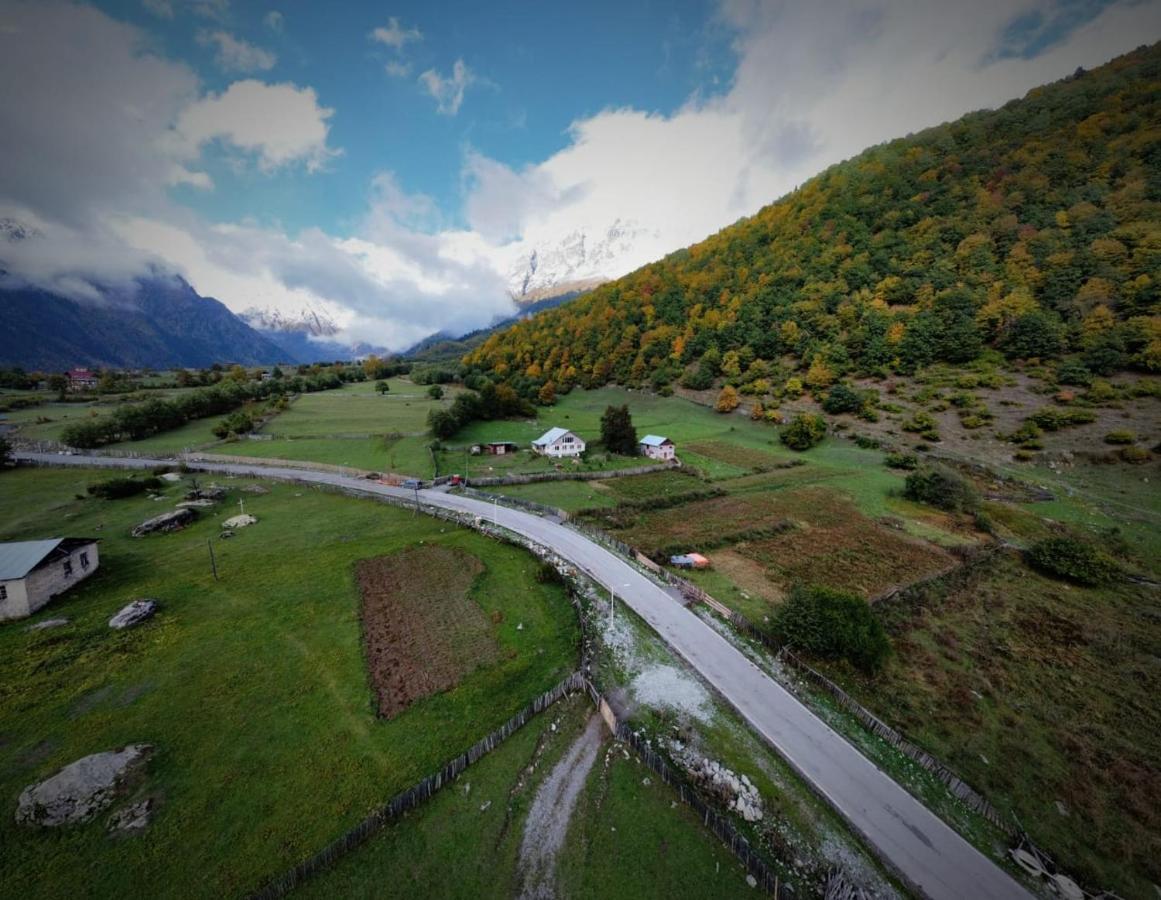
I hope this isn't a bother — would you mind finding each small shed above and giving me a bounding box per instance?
[483,441,519,455]
[639,434,676,461]
[531,427,585,458]
[669,552,710,570]
[0,538,100,621]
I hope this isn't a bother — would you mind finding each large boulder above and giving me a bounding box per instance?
[16,744,153,827]
[109,599,158,630]
[131,508,194,537]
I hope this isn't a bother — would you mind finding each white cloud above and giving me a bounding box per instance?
[197,29,277,73]
[385,60,411,78]
[419,59,474,115]
[263,10,283,32]
[462,0,1161,287]
[369,17,421,52]
[175,79,337,172]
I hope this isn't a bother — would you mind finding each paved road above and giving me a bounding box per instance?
[20,452,1031,900]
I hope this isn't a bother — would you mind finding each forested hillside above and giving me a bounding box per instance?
[465,44,1161,398]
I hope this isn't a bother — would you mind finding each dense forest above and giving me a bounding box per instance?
[464,43,1161,401]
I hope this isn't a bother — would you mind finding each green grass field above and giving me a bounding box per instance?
[0,466,578,899]
[263,378,455,438]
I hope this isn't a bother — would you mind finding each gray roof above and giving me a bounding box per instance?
[639,434,671,446]
[533,426,579,446]
[0,539,63,581]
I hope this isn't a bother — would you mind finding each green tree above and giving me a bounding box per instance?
[375,380,390,394]
[427,384,444,400]
[780,413,827,450]
[774,584,890,674]
[0,435,12,468]
[600,404,638,455]
[904,465,979,512]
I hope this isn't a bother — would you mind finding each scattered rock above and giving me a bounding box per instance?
[241,484,269,495]
[516,622,524,631]
[175,499,215,509]
[159,472,183,483]
[185,485,225,501]
[131,508,195,538]
[26,618,69,632]
[221,514,257,529]
[642,777,651,786]
[108,798,152,833]
[15,744,153,827]
[479,800,491,812]
[746,874,758,888]
[109,600,158,630]
[218,531,236,539]
[1055,800,1069,817]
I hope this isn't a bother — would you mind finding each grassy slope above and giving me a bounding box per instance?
[825,553,1161,896]
[0,467,578,899]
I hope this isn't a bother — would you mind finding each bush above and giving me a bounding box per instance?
[212,411,255,439]
[1026,537,1118,585]
[1028,407,1097,431]
[903,465,979,512]
[884,451,918,470]
[87,476,162,499]
[821,382,863,414]
[1103,430,1136,445]
[714,385,740,413]
[780,413,826,450]
[427,384,444,400]
[774,584,890,674]
[1056,360,1093,386]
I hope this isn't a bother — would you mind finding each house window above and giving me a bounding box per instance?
[0,585,7,601]
[63,560,73,577]
[80,552,90,570]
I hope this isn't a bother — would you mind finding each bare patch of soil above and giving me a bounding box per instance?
[357,545,498,718]
[712,550,786,605]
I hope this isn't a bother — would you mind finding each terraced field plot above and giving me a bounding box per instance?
[358,546,499,718]
[684,440,793,473]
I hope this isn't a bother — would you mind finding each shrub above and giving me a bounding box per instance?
[212,411,255,439]
[1028,407,1097,431]
[822,382,863,414]
[885,451,918,470]
[780,413,826,450]
[1056,360,1093,386]
[903,465,979,512]
[1026,537,1118,585]
[1119,445,1151,463]
[427,384,444,400]
[714,385,740,413]
[87,476,162,499]
[774,584,890,674]
[901,410,939,440]
[1103,430,1136,445]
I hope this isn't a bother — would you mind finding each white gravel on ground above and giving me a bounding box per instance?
[631,665,714,723]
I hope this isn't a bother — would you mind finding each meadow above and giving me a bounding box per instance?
[0,466,578,899]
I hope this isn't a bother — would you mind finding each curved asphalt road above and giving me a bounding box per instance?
[19,452,1030,900]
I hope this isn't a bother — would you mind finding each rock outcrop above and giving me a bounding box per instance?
[131,508,194,537]
[108,600,158,630]
[16,744,153,827]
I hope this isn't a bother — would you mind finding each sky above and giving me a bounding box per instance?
[1,0,1159,350]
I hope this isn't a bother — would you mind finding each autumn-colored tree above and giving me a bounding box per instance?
[538,381,557,405]
[715,385,740,413]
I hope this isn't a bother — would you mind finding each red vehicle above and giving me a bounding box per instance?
[449,474,463,486]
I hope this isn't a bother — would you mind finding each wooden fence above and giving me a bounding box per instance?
[248,671,587,900]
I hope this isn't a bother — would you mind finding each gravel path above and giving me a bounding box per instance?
[516,713,604,900]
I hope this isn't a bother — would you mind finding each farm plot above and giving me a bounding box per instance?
[604,487,955,601]
[597,468,706,502]
[358,546,499,718]
[684,440,794,474]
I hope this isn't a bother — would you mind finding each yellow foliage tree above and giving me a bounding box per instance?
[715,385,740,413]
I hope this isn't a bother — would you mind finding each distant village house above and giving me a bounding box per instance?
[66,368,98,392]
[0,539,100,621]
[639,434,676,461]
[531,427,585,458]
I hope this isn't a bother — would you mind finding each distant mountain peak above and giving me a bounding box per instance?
[240,304,339,337]
[505,218,656,303]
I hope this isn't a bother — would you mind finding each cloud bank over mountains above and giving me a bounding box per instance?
[1,0,1158,351]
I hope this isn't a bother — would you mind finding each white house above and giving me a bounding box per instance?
[639,434,676,461]
[0,538,100,621]
[531,427,586,458]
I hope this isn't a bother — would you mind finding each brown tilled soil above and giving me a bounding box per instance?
[357,545,498,718]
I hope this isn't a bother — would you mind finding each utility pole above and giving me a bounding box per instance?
[413,483,419,515]
[207,538,218,581]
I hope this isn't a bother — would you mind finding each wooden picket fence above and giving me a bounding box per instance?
[248,671,587,900]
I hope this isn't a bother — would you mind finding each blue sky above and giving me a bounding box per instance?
[1,0,1159,349]
[100,0,738,235]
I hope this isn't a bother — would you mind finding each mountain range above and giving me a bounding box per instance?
[0,276,292,371]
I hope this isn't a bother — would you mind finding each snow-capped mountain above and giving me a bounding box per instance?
[239,304,340,337]
[505,219,658,303]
